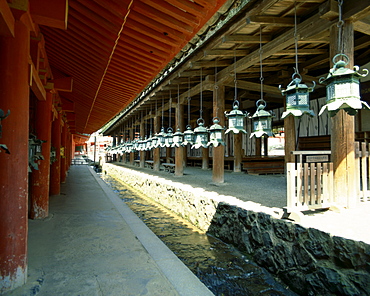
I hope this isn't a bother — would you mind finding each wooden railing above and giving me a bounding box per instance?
[287,151,334,211]
[355,142,370,202]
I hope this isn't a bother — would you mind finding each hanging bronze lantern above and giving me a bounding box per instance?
[137,137,145,151]
[150,133,158,149]
[126,141,133,153]
[250,100,274,138]
[224,101,247,134]
[280,73,315,118]
[172,128,184,147]
[156,127,167,147]
[164,127,174,147]
[191,119,209,149]
[319,54,369,117]
[183,125,195,145]
[207,117,225,147]
[145,135,152,151]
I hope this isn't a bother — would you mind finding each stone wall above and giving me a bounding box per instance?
[103,163,370,295]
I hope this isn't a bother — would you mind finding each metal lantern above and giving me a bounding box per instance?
[145,135,152,151]
[132,139,139,151]
[280,73,315,118]
[191,119,209,149]
[150,133,158,149]
[126,141,133,153]
[224,101,247,134]
[207,117,225,147]
[137,137,145,151]
[183,125,195,145]
[319,54,369,117]
[250,100,274,138]
[156,127,166,147]
[172,128,184,147]
[164,127,174,147]
[142,137,149,151]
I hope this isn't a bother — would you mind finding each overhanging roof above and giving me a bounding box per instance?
[39,0,230,134]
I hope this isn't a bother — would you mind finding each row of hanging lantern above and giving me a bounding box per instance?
[279,0,368,119]
[109,0,369,156]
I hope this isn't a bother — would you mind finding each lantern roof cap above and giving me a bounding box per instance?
[173,128,183,135]
[280,73,315,94]
[193,121,208,132]
[208,118,224,131]
[319,54,368,85]
[225,101,247,117]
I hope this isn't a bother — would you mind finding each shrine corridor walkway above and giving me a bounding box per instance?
[5,165,212,296]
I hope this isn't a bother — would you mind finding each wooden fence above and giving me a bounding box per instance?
[287,161,334,211]
[287,142,370,211]
[355,142,370,202]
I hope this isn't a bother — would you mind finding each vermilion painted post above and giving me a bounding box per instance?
[29,91,53,219]
[50,114,61,195]
[60,121,67,183]
[0,19,30,293]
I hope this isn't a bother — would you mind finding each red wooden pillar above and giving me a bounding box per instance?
[60,121,67,183]
[0,18,30,293]
[29,91,53,219]
[65,129,71,171]
[50,114,61,195]
[212,85,225,183]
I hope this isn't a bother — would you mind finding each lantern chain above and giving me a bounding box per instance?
[161,96,164,127]
[215,59,219,118]
[200,68,203,119]
[337,0,344,56]
[169,90,172,129]
[187,77,191,126]
[259,25,265,104]
[293,1,299,75]
[177,84,180,129]
[233,50,238,103]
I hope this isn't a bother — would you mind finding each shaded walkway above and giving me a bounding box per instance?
[5,165,212,296]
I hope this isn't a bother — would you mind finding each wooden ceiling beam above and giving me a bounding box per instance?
[224,80,281,96]
[139,0,200,25]
[222,34,271,44]
[354,17,370,35]
[246,16,296,27]
[204,49,250,57]
[190,60,231,67]
[218,10,337,81]
[273,49,327,55]
[169,0,207,17]
[128,10,186,42]
[133,2,194,33]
